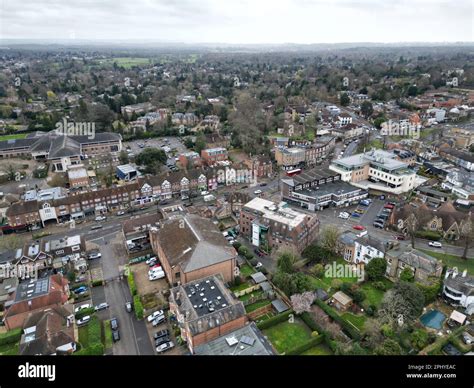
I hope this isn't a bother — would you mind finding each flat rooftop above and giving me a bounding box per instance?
[243,197,308,228]
[15,277,50,302]
[183,277,230,318]
[193,322,274,355]
[298,181,364,197]
[334,149,409,171]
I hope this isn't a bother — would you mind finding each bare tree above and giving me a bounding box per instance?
[459,212,474,260]
[291,291,315,314]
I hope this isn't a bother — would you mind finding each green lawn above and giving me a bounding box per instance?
[419,249,474,275]
[301,344,334,355]
[263,319,313,354]
[0,342,19,355]
[307,258,358,293]
[245,300,271,313]
[360,279,393,308]
[0,133,27,141]
[105,57,151,68]
[230,281,252,292]
[78,325,90,348]
[239,264,255,278]
[341,312,366,332]
[103,320,113,350]
[239,289,264,302]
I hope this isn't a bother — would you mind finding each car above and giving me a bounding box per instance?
[352,225,365,231]
[153,329,170,340]
[148,267,163,276]
[147,310,164,322]
[152,315,166,326]
[95,216,106,222]
[73,286,88,294]
[146,257,158,265]
[255,262,263,269]
[148,259,159,267]
[462,331,474,345]
[254,248,264,257]
[373,221,385,229]
[338,212,350,219]
[156,341,174,353]
[253,190,262,195]
[359,199,371,206]
[77,316,91,326]
[394,235,406,241]
[200,190,209,196]
[112,330,120,342]
[384,204,395,209]
[117,211,125,216]
[88,251,102,260]
[110,318,119,331]
[125,302,133,312]
[355,209,365,214]
[377,214,389,221]
[351,212,361,218]
[155,335,171,346]
[74,303,91,313]
[94,302,109,312]
[149,271,165,281]
[428,241,443,248]
[260,183,267,187]
[91,225,103,230]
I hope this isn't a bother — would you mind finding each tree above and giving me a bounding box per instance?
[459,213,474,260]
[319,225,340,253]
[118,150,129,165]
[399,268,414,282]
[380,282,425,324]
[360,101,374,119]
[375,339,402,355]
[135,148,167,173]
[403,208,432,248]
[291,291,315,314]
[277,251,297,273]
[365,257,387,281]
[0,234,23,250]
[340,92,350,106]
[302,244,334,264]
[194,132,207,155]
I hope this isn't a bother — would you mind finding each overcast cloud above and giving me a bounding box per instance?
[0,0,472,43]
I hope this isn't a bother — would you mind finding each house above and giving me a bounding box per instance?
[168,274,247,353]
[3,274,70,330]
[240,197,319,253]
[386,247,443,284]
[438,147,474,172]
[116,164,138,181]
[193,322,275,355]
[67,165,89,189]
[391,201,473,241]
[331,291,353,311]
[243,155,273,179]
[442,269,474,311]
[150,214,237,285]
[353,235,387,264]
[274,147,305,170]
[19,305,76,355]
[122,212,164,253]
[201,147,228,166]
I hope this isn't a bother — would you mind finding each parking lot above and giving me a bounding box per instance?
[132,262,169,296]
[124,136,188,158]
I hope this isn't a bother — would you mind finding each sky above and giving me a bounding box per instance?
[1,0,473,44]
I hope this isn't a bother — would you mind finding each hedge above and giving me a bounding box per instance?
[286,335,324,355]
[257,310,294,330]
[300,312,324,333]
[128,271,137,296]
[0,328,22,346]
[91,280,104,287]
[415,230,442,241]
[314,300,361,340]
[134,294,144,320]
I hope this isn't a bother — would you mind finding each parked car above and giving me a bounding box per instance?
[117,211,125,216]
[200,190,209,196]
[152,315,166,326]
[94,302,109,312]
[254,248,264,257]
[462,331,474,345]
[110,317,119,331]
[112,330,120,342]
[75,303,91,313]
[393,235,406,241]
[125,302,133,313]
[260,183,267,187]
[73,286,88,295]
[428,241,443,248]
[373,221,385,229]
[338,212,350,219]
[255,262,263,269]
[149,271,165,281]
[155,335,171,346]
[156,341,174,353]
[384,204,395,209]
[88,251,102,260]
[359,199,371,206]
[95,216,106,222]
[77,316,91,326]
[352,225,365,231]
[145,257,157,265]
[91,225,103,230]
[147,310,164,322]
[351,212,361,218]
[253,190,262,195]
[148,259,159,267]
[153,329,170,340]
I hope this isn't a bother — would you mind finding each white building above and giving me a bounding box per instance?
[443,269,474,311]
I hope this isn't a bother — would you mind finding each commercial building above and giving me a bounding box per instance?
[240,198,319,253]
[330,149,418,194]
